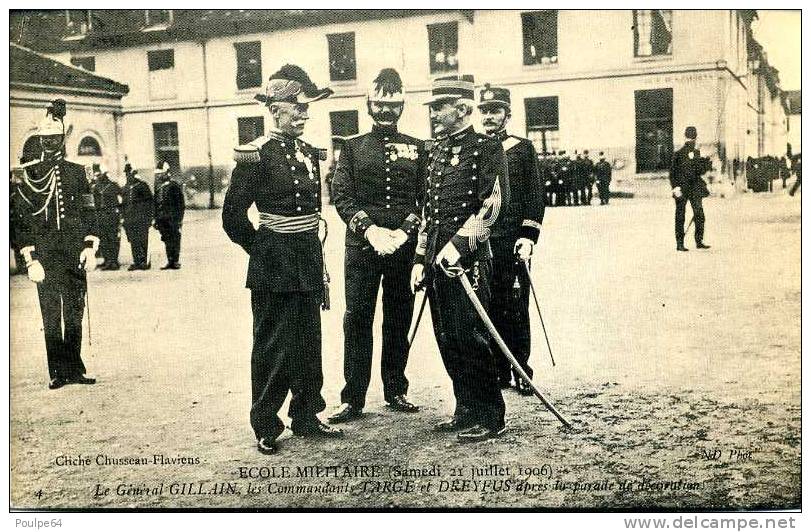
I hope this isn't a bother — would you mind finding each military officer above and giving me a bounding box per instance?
[121,164,154,270]
[153,162,185,270]
[478,84,544,396]
[92,164,123,270]
[595,152,612,205]
[10,100,98,389]
[582,150,595,205]
[670,126,711,251]
[222,64,342,455]
[329,68,426,423]
[410,75,509,442]
[557,150,572,206]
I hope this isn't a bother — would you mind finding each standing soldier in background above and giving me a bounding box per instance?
[558,150,573,206]
[222,64,342,455]
[329,68,426,423]
[595,152,612,205]
[10,100,98,389]
[478,84,544,395]
[670,126,711,251]
[121,164,153,270]
[153,162,185,270]
[788,154,801,196]
[410,75,509,441]
[583,150,595,205]
[92,164,122,270]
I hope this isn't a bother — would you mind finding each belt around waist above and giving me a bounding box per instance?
[257,212,319,233]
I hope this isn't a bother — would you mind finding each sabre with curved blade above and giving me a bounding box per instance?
[407,290,428,348]
[454,269,571,428]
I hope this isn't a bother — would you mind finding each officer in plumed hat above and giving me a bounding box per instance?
[410,74,510,441]
[478,83,544,395]
[222,64,342,455]
[329,68,426,423]
[10,100,99,389]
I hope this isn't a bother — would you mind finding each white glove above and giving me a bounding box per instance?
[26,260,45,283]
[365,226,398,256]
[514,238,534,262]
[435,242,462,276]
[672,186,683,199]
[410,264,425,293]
[390,229,408,250]
[79,248,97,272]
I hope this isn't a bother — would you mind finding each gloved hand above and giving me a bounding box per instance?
[365,225,398,256]
[79,248,97,272]
[435,242,461,277]
[410,264,425,293]
[514,238,534,262]
[389,229,408,250]
[26,260,45,283]
[672,186,683,199]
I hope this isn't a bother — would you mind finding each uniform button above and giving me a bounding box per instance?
[383,137,389,141]
[468,191,473,195]
[454,216,458,221]
[472,164,477,169]
[314,193,318,197]
[386,195,391,200]
[386,168,390,172]
[386,204,391,209]
[316,207,321,212]
[291,166,297,171]
[434,208,439,213]
[434,220,439,225]
[296,193,300,197]
[434,195,439,200]
[386,177,391,182]
[386,186,391,191]
[474,151,479,156]
[462,203,467,207]
[296,206,302,212]
[440,159,445,163]
[60,214,65,219]
[435,184,439,188]
[286,154,291,159]
[294,180,299,185]
[444,147,449,152]
[472,176,477,181]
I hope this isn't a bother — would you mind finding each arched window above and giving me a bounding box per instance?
[78,136,102,156]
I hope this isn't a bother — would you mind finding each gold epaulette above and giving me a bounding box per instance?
[233,136,270,164]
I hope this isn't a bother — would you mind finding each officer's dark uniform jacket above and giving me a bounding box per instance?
[669,143,710,199]
[121,177,154,226]
[332,126,426,245]
[155,178,185,225]
[489,129,543,242]
[11,155,98,275]
[223,131,324,292]
[93,178,122,217]
[595,159,612,184]
[414,126,509,267]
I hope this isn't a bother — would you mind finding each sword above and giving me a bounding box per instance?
[453,267,571,428]
[522,260,556,367]
[407,290,428,348]
[686,215,695,234]
[85,284,92,346]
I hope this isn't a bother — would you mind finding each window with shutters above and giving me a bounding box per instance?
[633,10,673,57]
[634,88,673,172]
[327,32,357,81]
[522,11,558,65]
[237,117,265,145]
[153,122,180,172]
[235,41,262,90]
[428,22,459,74]
[64,10,91,40]
[148,49,176,100]
[525,97,560,155]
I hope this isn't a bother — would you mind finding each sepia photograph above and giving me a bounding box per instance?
[6,5,802,516]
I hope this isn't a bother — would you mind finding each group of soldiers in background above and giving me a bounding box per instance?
[737,154,802,195]
[85,160,185,271]
[538,150,612,207]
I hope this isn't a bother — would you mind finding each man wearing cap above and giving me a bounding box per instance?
[154,162,185,270]
[10,100,98,389]
[595,152,612,205]
[329,68,426,423]
[670,126,711,251]
[92,164,123,270]
[223,64,342,455]
[583,150,595,205]
[410,75,509,442]
[121,164,154,270]
[478,84,544,396]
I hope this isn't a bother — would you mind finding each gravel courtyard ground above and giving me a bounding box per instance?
[10,189,801,510]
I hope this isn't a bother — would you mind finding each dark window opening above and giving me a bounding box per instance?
[633,10,673,57]
[78,137,102,157]
[153,122,180,173]
[327,32,357,81]
[428,22,459,74]
[237,117,265,145]
[635,88,673,172]
[145,9,173,27]
[148,49,174,71]
[522,11,558,65]
[235,41,262,90]
[70,56,96,72]
[65,10,91,38]
[525,96,560,155]
[329,110,359,151]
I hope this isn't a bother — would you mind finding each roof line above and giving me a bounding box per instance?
[11,41,129,94]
